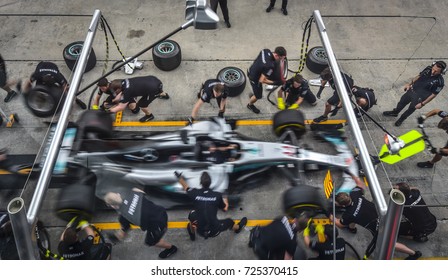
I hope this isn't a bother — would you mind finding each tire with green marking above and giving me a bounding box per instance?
[283,185,325,218]
[217,66,246,97]
[273,110,306,139]
[153,40,182,71]
[63,41,97,72]
[306,46,328,74]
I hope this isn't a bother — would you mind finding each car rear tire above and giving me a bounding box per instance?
[152,40,182,71]
[306,46,328,74]
[273,110,306,139]
[283,185,325,218]
[216,66,246,97]
[77,110,113,139]
[55,183,96,222]
[25,85,64,118]
[63,41,97,72]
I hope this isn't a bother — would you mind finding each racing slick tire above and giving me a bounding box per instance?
[63,41,97,72]
[283,185,326,218]
[273,110,306,139]
[306,46,328,74]
[269,57,288,84]
[216,66,246,97]
[152,40,182,71]
[24,85,64,118]
[77,110,113,139]
[55,183,96,222]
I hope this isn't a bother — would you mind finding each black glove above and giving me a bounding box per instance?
[218,111,224,118]
[174,171,183,178]
[187,116,194,126]
[316,86,324,99]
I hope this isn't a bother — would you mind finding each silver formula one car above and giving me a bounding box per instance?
[54,110,358,221]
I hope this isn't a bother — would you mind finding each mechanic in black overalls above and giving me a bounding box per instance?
[58,218,111,260]
[383,61,445,127]
[351,86,377,118]
[92,77,138,113]
[108,75,170,122]
[104,188,178,259]
[188,79,229,125]
[333,175,422,260]
[303,223,346,260]
[277,74,317,110]
[417,109,448,168]
[248,216,298,260]
[246,47,287,114]
[394,182,437,242]
[313,67,354,123]
[23,61,69,94]
[0,54,18,103]
[177,171,247,241]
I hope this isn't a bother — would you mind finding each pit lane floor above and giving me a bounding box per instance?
[1,0,448,260]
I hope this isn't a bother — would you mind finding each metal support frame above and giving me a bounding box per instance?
[377,189,405,259]
[312,10,394,259]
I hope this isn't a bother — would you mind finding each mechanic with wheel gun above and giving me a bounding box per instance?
[246,46,287,114]
[21,61,69,94]
[104,188,178,259]
[106,75,170,122]
[277,74,317,110]
[313,67,354,123]
[0,54,19,103]
[393,182,437,242]
[303,222,346,260]
[188,79,229,125]
[248,215,301,260]
[58,216,112,260]
[175,171,247,241]
[417,108,448,168]
[332,174,422,260]
[92,77,138,113]
[383,61,446,127]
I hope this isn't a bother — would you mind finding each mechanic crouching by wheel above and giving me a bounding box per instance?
[394,182,437,242]
[104,188,178,259]
[188,79,229,125]
[277,74,317,110]
[176,171,247,241]
[107,75,170,122]
[332,174,422,260]
[303,223,346,260]
[58,217,112,260]
[92,78,138,113]
[248,215,300,260]
[22,61,69,94]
